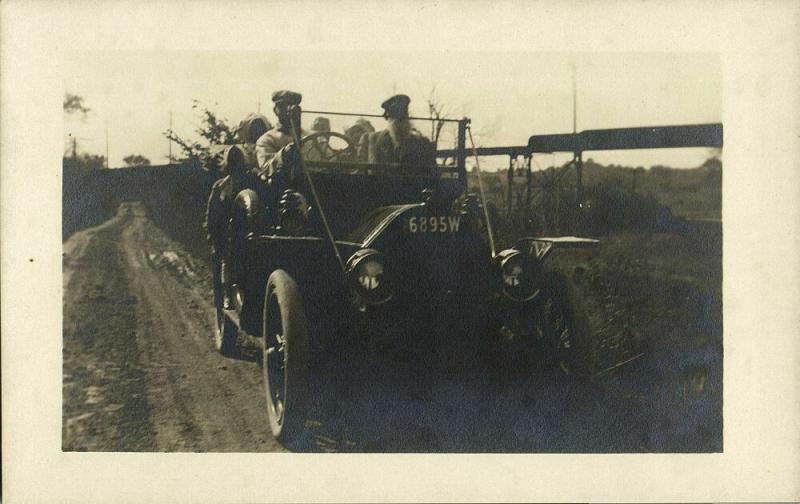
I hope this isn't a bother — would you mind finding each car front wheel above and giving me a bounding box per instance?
[532,271,595,376]
[494,270,596,378]
[261,269,311,443]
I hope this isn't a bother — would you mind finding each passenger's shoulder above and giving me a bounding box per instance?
[369,129,391,141]
[409,130,434,147]
[256,129,279,144]
[409,128,431,140]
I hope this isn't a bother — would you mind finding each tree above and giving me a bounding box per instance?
[426,86,449,149]
[64,93,93,159]
[163,100,237,166]
[63,93,90,118]
[63,153,107,175]
[123,154,151,167]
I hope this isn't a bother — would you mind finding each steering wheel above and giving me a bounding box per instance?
[300,131,357,163]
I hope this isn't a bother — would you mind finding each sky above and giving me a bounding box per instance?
[63,51,721,170]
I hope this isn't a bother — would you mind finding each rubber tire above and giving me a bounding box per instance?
[536,271,596,377]
[213,258,237,358]
[262,270,311,443]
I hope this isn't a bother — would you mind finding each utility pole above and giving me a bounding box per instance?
[572,63,577,134]
[105,120,109,169]
[169,111,173,164]
[507,156,513,218]
[571,63,583,231]
[72,136,77,160]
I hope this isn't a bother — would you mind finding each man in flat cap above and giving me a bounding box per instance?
[366,94,437,175]
[255,90,305,182]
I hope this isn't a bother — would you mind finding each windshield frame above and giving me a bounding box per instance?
[300,109,470,181]
[303,159,462,179]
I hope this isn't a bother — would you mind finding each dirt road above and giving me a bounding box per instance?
[63,202,283,452]
[63,202,721,452]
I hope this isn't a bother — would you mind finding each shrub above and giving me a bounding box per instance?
[582,183,673,235]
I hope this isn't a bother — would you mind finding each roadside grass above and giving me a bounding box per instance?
[548,230,722,369]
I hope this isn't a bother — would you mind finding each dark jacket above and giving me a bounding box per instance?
[366,129,437,176]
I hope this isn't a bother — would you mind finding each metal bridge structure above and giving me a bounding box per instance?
[437,123,723,217]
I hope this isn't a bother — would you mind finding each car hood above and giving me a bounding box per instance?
[346,204,422,247]
[345,203,493,297]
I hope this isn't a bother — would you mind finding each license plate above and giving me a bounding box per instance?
[406,215,461,233]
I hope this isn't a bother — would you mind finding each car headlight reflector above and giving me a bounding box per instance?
[346,249,393,305]
[497,248,538,301]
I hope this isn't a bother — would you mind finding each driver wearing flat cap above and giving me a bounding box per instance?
[255,90,306,181]
[366,94,437,175]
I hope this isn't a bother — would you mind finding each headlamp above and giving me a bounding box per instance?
[346,249,393,305]
[496,248,538,302]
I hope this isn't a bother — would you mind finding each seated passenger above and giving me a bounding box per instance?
[235,113,272,168]
[303,116,335,161]
[204,146,247,309]
[254,90,306,183]
[345,118,375,161]
[206,110,280,309]
[365,94,437,175]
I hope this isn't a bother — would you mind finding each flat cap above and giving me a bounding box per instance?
[272,90,302,105]
[381,94,410,118]
[311,116,331,132]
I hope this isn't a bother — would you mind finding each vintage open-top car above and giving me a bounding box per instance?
[210,109,599,443]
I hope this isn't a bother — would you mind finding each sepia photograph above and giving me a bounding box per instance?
[61,51,722,453]
[3,1,799,502]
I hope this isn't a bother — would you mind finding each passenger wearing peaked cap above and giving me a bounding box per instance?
[255,89,306,179]
[381,94,411,119]
[271,90,302,105]
[367,94,437,175]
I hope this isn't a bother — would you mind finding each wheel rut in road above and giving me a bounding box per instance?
[63,202,284,452]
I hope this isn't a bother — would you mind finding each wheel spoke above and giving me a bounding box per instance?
[557,328,571,352]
